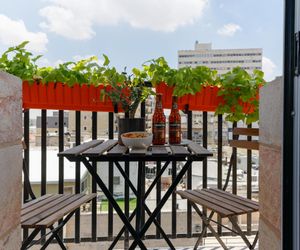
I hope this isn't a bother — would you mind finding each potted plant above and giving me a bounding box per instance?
[100,56,154,144]
[0,42,115,112]
[215,67,265,124]
[143,57,219,110]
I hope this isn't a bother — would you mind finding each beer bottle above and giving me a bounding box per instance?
[169,96,181,144]
[152,94,166,145]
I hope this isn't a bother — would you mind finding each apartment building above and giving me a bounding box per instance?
[178,42,262,75]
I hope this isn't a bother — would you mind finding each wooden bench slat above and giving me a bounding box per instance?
[21,194,74,223]
[233,128,259,136]
[169,145,189,156]
[36,194,96,228]
[129,148,148,155]
[198,189,255,213]
[187,190,245,215]
[22,194,54,210]
[22,194,60,216]
[107,144,128,156]
[177,190,232,217]
[83,140,118,156]
[22,194,85,227]
[58,140,104,156]
[151,146,169,156]
[208,189,259,210]
[187,140,212,156]
[229,140,259,150]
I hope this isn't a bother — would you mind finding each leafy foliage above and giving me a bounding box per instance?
[100,59,154,118]
[143,57,218,96]
[215,67,265,124]
[0,41,41,82]
[0,42,266,123]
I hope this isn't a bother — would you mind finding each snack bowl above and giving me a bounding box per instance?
[121,131,153,149]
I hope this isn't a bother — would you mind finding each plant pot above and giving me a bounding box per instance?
[22,81,115,112]
[155,83,222,111]
[118,118,145,145]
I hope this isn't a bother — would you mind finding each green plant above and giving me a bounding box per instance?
[216,67,265,124]
[143,57,218,96]
[0,41,41,82]
[101,55,154,118]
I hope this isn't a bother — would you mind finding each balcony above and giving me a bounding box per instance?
[1,72,284,250]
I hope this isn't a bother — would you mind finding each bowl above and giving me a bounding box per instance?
[121,131,153,149]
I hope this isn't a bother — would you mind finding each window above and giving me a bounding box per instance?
[113,176,120,185]
[84,126,87,131]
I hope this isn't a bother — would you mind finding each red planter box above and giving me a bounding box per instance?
[155,83,258,113]
[23,81,114,112]
[156,83,223,111]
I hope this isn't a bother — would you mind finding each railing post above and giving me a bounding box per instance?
[217,114,223,235]
[92,112,97,241]
[75,111,81,243]
[108,112,114,240]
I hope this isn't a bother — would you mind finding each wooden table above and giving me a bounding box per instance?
[59,139,212,250]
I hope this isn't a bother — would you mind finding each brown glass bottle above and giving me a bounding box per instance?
[152,94,166,145]
[169,96,181,144]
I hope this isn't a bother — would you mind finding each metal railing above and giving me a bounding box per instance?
[22,103,258,246]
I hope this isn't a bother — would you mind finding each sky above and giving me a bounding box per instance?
[0,0,283,82]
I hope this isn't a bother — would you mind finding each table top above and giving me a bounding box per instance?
[59,139,212,162]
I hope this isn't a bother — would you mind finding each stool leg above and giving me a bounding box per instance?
[191,203,228,250]
[229,216,252,249]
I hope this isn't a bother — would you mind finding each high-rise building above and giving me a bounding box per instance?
[178,42,262,75]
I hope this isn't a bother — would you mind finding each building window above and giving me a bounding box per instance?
[84,126,87,131]
[113,176,120,185]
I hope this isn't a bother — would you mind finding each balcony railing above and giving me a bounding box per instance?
[22,103,259,248]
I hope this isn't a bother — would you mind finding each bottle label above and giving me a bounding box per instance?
[169,122,181,144]
[172,103,178,109]
[153,122,166,145]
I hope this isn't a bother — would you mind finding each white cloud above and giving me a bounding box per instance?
[0,14,48,52]
[262,56,277,82]
[39,0,208,40]
[217,23,242,37]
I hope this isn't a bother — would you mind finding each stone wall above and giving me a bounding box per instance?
[259,76,283,250]
[0,71,22,249]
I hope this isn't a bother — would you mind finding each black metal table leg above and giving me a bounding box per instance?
[136,161,144,233]
[129,159,193,250]
[110,161,175,250]
[81,157,147,250]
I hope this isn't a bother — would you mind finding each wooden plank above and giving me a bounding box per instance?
[233,128,259,136]
[229,140,259,150]
[208,189,259,210]
[58,140,104,156]
[169,145,189,156]
[187,190,244,215]
[187,140,213,156]
[22,194,53,210]
[151,146,169,156]
[36,194,96,228]
[198,189,254,213]
[129,148,148,155]
[177,190,232,217]
[83,140,118,156]
[22,194,60,216]
[107,144,128,156]
[21,195,74,223]
[22,194,84,227]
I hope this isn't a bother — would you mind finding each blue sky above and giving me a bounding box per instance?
[0,0,283,81]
